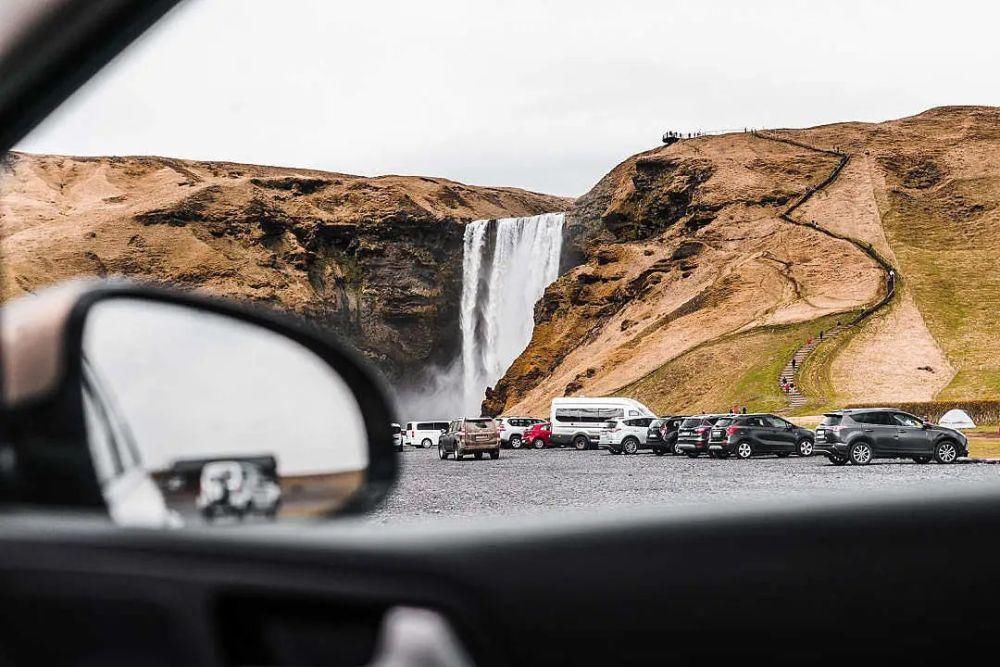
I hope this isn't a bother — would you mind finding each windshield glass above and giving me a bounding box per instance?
[3,0,1000,529]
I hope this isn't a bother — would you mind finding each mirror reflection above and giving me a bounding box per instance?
[81,298,369,527]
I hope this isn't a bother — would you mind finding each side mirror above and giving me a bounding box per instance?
[1,280,397,526]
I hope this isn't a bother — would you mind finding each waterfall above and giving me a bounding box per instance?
[459,212,564,415]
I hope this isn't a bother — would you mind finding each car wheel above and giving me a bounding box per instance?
[934,440,958,464]
[573,436,589,451]
[797,439,814,457]
[736,441,753,460]
[622,437,640,455]
[849,441,873,465]
[913,455,931,464]
[776,452,791,458]
[828,454,848,466]
[421,438,432,449]
[685,452,700,459]
[672,442,683,456]
[454,449,464,461]
[438,443,447,460]
[509,435,523,449]
[474,452,484,460]
[653,448,665,456]
[489,450,500,460]
[533,438,545,449]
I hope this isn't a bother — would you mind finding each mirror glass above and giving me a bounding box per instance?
[81,298,369,527]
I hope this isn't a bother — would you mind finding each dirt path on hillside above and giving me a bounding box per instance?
[755,135,955,405]
[826,155,955,400]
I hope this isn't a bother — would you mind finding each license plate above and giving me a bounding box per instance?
[680,430,691,436]
[476,435,489,442]
[817,432,826,441]
[712,430,723,438]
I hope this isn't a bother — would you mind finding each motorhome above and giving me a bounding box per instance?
[550,397,655,450]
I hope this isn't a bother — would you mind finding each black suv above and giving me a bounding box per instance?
[675,415,728,458]
[814,409,968,465]
[707,413,815,459]
[647,416,685,456]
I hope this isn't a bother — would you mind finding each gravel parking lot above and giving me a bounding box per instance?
[371,446,1000,524]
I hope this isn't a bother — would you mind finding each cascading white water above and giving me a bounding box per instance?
[459,212,564,415]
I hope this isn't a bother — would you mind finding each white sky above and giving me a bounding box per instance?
[16,0,1000,196]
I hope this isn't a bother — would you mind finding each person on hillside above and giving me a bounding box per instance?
[741,406,747,414]
[792,358,797,370]
[819,330,825,341]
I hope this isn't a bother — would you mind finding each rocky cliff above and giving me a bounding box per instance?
[0,152,570,386]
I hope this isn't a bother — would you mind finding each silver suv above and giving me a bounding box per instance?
[497,416,546,449]
[815,409,969,465]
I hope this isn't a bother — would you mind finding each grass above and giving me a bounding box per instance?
[877,179,1000,400]
[617,313,846,415]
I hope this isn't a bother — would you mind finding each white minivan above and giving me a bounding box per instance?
[404,421,451,448]
[550,397,656,450]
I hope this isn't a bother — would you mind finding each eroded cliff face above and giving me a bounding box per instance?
[0,152,569,383]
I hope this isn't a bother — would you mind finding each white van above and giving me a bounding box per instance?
[550,397,655,450]
[404,420,451,448]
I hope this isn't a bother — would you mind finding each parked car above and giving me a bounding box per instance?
[648,416,685,455]
[675,414,728,457]
[814,409,968,465]
[523,421,553,449]
[707,413,815,459]
[391,422,403,452]
[497,416,546,449]
[550,397,655,450]
[196,460,282,521]
[404,420,450,448]
[601,417,657,454]
[438,418,501,460]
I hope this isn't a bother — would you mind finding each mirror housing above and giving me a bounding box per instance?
[1,279,398,523]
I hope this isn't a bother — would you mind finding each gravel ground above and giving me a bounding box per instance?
[370,446,1000,524]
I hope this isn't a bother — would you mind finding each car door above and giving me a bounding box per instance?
[868,412,903,453]
[764,415,798,452]
[892,412,933,454]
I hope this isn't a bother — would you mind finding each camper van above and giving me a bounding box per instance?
[550,397,656,450]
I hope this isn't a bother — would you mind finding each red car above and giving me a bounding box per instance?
[523,422,553,449]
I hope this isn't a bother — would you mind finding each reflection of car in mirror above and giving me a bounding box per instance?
[196,460,282,521]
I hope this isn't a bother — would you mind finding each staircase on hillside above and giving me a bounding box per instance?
[777,324,847,414]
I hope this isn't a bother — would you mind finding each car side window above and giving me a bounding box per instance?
[893,413,922,428]
[765,416,788,428]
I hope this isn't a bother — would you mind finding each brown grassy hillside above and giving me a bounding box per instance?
[489,106,1000,416]
[0,152,569,382]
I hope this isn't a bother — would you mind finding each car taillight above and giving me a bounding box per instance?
[498,423,506,431]
[830,425,843,434]
[695,425,709,439]
[726,425,739,437]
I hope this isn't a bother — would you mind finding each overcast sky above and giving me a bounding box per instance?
[16,0,1000,196]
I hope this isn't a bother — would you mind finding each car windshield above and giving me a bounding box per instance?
[3,0,998,530]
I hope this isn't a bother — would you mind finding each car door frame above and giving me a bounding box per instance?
[891,412,933,455]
